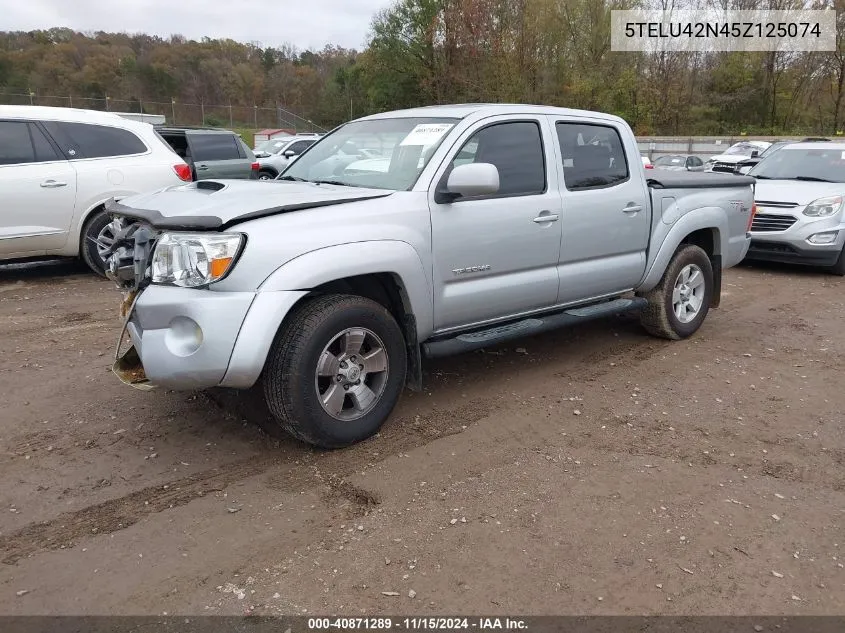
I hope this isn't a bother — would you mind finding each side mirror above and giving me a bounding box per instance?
[439,163,500,202]
[751,150,759,158]
[283,149,296,158]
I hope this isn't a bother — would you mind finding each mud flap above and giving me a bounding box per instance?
[113,345,156,391]
[710,254,722,308]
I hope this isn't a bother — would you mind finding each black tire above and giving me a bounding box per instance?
[262,294,407,449]
[639,244,713,340]
[827,246,845,276]
[80,208,111,277]
[258,170,277,181]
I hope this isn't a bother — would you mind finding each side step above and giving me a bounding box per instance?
[422,297,647,359]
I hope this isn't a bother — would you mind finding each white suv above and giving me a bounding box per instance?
[0,106,191,274]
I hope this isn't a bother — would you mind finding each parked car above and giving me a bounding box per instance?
[104,104,754,449]
[735,138,831,174]
[745,142,845,274]
[254,136,293,156]
[0,105,191,275]
[705,140,772,173]
[652,154,706,171]
[255,133,322,180]
[155,127,259,181]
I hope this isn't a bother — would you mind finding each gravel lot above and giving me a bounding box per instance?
[0,260,843,615]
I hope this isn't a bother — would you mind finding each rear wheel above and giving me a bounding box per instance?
[640,244,713,340]
[258,170,277,180]
[80,208,116,276]
[262,294,407,449]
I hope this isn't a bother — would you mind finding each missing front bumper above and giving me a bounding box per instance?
[112,344,156,391]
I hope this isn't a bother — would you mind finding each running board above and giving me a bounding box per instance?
[422,297,648,359]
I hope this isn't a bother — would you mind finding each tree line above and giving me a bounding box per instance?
[1,0,844,134]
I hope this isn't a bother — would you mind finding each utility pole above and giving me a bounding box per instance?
[254,104,258,129]
[201,98,205,126]
[229,102,233,127]
[171,98,176,125]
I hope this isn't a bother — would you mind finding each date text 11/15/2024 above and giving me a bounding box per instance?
[307,618,528,630]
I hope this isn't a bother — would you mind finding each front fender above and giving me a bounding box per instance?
[259,240,434,339]
[638,207,727,292]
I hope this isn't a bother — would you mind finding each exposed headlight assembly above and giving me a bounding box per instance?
[803,195,844,218]
[151,233,245,287]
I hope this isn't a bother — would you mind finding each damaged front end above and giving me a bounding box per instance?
[102,214,159,390]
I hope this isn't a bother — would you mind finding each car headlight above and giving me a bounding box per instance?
[151,232,245,287]
[803,195,844,218]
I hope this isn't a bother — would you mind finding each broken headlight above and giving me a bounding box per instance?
[150,233,245,287]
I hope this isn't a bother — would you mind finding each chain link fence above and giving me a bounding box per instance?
[0,92,329,134]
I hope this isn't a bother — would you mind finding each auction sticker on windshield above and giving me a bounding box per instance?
[400,123,454,147]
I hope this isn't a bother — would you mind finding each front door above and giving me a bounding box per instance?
[429,117,563,332]
[0,120,77,256]
[551,118,650,304]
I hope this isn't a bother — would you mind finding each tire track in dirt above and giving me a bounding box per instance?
[0,397,500,565]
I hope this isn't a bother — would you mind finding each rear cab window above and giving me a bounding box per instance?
[556,122,629,190]
[41,121,147,159]
[188,133,242,161]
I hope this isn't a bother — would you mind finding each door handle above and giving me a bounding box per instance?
[622,204,643,214]
[40,180,67,188]
[197,165,209,171]
[533,213,559,223]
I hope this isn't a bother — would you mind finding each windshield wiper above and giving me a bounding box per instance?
[752,175,772,179]
[790,176,834,182]
[313,179,361,187]
[277,175,308,182]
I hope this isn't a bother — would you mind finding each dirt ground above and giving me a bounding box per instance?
[0,259,843,616]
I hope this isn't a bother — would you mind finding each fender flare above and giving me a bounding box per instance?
[259,240,434,339]
[639,207,727,292]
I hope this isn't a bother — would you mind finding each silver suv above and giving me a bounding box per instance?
[255,133,321,180]
[745,142,845,275]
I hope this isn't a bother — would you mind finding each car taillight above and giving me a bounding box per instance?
[747,203,757,232]
[251,162,260,171]
[645,163,654,169]
[173,164,192,182]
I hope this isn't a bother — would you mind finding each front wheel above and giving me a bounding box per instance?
[262,294,407,449]
[827,246,845,276]
[639,244,713,340]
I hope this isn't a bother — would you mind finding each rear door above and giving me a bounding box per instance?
[0,120,77,255]
[187,132,250,179]
[551,118,650,304]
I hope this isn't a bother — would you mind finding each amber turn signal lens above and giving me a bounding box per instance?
[209,257,234,278]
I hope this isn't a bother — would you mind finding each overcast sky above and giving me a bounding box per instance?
[4,0,395,50]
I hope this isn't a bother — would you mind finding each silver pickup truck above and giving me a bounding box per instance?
[103,104,755,448]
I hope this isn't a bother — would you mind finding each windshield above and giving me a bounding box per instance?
[749,147,845,182]
[723,143,766,157]
[257,138,292,154]
[654,155,686,166]
[280,117,459,190]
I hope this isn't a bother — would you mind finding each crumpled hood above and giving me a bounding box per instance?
[754,180,845,205]
[110,179,392,230]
